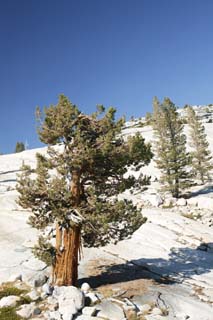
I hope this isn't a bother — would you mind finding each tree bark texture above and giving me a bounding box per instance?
[53,224,81,286]
[52,170,82,286]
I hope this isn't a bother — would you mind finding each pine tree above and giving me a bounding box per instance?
[187,106,212,184]
[15,142,25,153]
[16,95,153,286]
[152,97,191,198]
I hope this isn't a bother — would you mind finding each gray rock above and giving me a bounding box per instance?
[33,307,42,316]
[22,257,47,271]
[58,302,77,320]
[81,282,91,294]
[75,316,103,320]
[27,289,40,301]
[16,303,36,319]
[41,292,49,300]
[82,306,97,316]
[45,310,62,320]
[96,300,125,320]
[42,283,53,295]
[176,198,187,206]
[33,273,48,287]
[132,293,159,308]
[53,286,84,320]
[47,296,59,311]
[85,292,100,304]
[151,307,163,315]
[138,303,152,314]
[0,295,20,307]
[145,316,168,320]
[7,273,22,282]
[187,197,198,206]
[53,286,84,310]
[146,194,163,207]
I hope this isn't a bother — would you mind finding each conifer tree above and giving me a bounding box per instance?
[16,95,152,286]
[15,142,25,153]
[152,97,191,198]
[187,106,212,184]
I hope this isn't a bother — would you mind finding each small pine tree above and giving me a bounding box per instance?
[152,97,192,198]
[145,112,152,124]
[187,106,212,184]
[15,142,25,153]
[16,95,153,286]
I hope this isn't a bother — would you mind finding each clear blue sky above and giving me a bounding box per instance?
[1,0,213,154]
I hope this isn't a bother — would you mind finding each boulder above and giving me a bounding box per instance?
[47,296,58,311]
[53,286,84,310]
[7,273,22,282]
[197,197,213,210]
[0,295,20,307]
[152,307,163,315]
[44,310,62,320]
[33,307,42,316]
[16,303,36,319]
[132,293,159,309]
[163,198,174,207]
[96,300,125,320]
[33,274,48,287]
[146,194,163,207]
[187,197,198,206]
[22,257,47,271]
[81,282,91,294]
[42,283,53,295]
[85,292,100,304]
[26,289,40,301]
[145,315,167,320]
[53,286,84,320]
[138,303,152,314]
[75,316,103,320]
[82,306,97,316]
[176,198,187,206]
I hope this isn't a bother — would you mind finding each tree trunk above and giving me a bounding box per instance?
[52,170,82,286]
[52,224,81,286]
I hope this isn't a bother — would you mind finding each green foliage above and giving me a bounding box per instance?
[32,236,56,266]
[187,106,213,184]
[152,97,192,198]
[0,287,27,300]
[17,95,152,265]
[0,286,32,320]
[15,142,25,153]
[145,112,153,125]
[0,307,23,320]
[82,199,147,247]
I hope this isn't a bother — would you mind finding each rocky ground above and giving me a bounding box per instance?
[0,123,213,319]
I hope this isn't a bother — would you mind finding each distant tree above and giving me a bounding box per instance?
[16,95,153,286]
[15,142,25,153]
[183,104,190,109]
[145,112,152,124]
[187,106,212,184]
[152,97,192,198]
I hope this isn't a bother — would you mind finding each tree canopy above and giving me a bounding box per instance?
[17,95,153,285]
[153,97,192,198]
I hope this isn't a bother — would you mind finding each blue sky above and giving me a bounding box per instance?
[1,0,213,154]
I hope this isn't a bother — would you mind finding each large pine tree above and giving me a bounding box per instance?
[17,95,152,286]
[153,97,191,198]
[187,106,212,184]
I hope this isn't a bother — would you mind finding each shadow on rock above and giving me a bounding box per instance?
[78,245,213,288]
